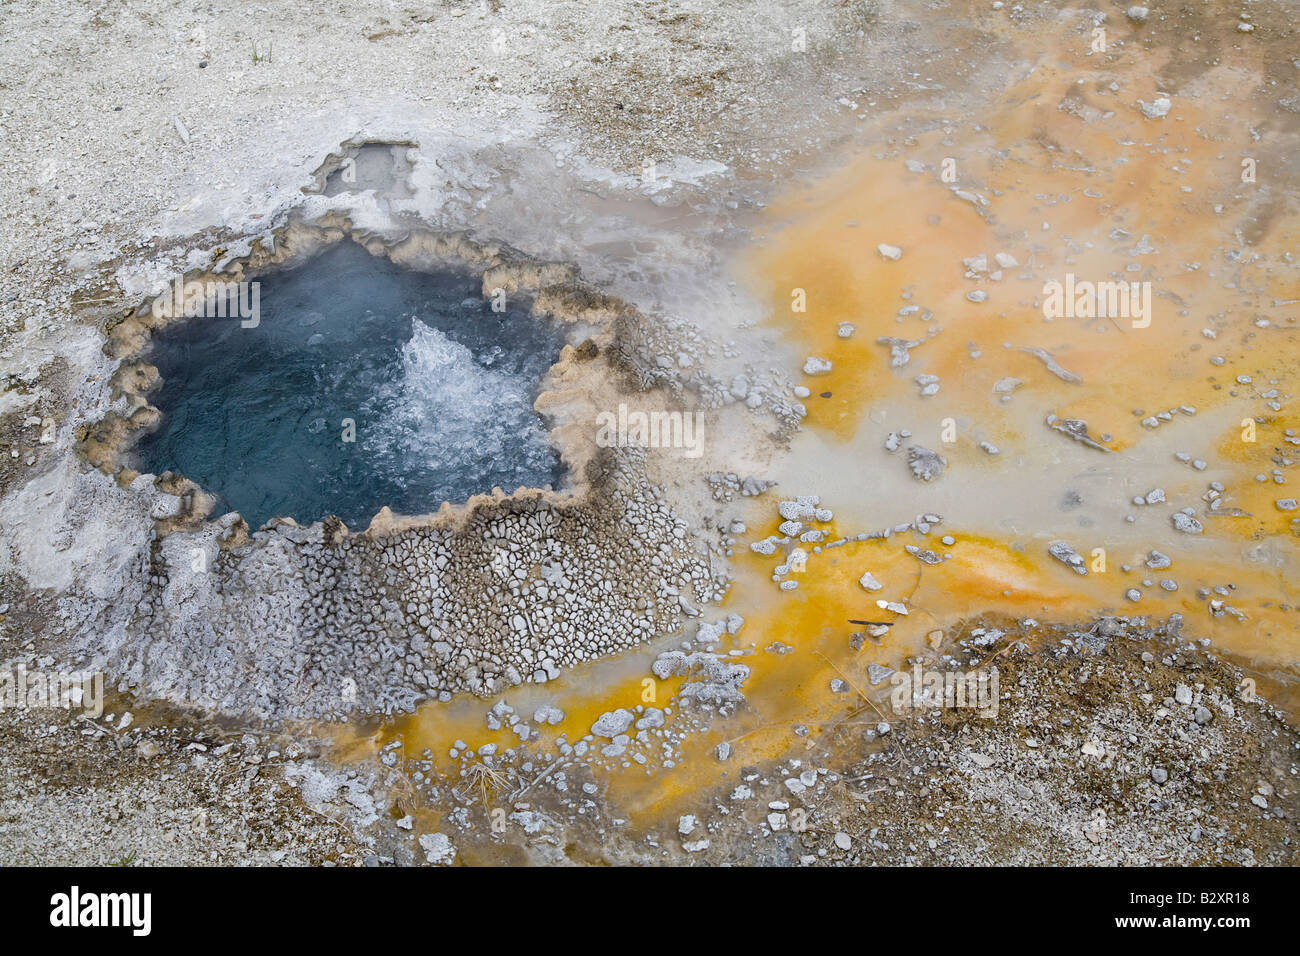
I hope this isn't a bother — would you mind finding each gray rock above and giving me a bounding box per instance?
[867,663,894,685]
[418,833,456,865]
[1139,96,1171,119]
[1048,541,1088,575]
[877,336,922,368]
[591,708,635,738]
[907,445,946,481]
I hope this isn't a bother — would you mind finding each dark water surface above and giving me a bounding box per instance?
[135,240,566,528]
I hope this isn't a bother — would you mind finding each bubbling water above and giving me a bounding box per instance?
[135,240,567,529]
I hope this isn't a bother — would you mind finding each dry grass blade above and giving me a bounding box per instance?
[456,761,512,807]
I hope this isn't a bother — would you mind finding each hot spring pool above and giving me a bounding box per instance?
[135,240,567,529]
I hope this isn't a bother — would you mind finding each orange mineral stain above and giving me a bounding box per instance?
[330,17,1300,839]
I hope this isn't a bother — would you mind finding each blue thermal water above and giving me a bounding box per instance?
[134,240,566,529]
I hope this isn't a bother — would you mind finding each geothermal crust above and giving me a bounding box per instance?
[14,212,767,721]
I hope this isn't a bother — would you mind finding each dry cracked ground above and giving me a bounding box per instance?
[0,0,1297,866]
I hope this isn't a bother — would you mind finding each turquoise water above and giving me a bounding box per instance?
[135,240,566,529]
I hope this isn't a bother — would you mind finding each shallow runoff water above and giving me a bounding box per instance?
[135,240,567,529]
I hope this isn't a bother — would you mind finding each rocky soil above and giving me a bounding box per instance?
[665,616,1300,866]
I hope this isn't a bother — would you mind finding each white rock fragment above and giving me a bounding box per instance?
[418,833,456,865]
[878,336,922,368]
[532,705,565,726]
[858,571,884,592]
[1047,541,1088,575]
[867,663,894,685]
[591,709,634,738]
[1139,96,1171,119]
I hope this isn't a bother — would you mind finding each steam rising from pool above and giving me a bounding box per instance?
[135,241,566,528]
